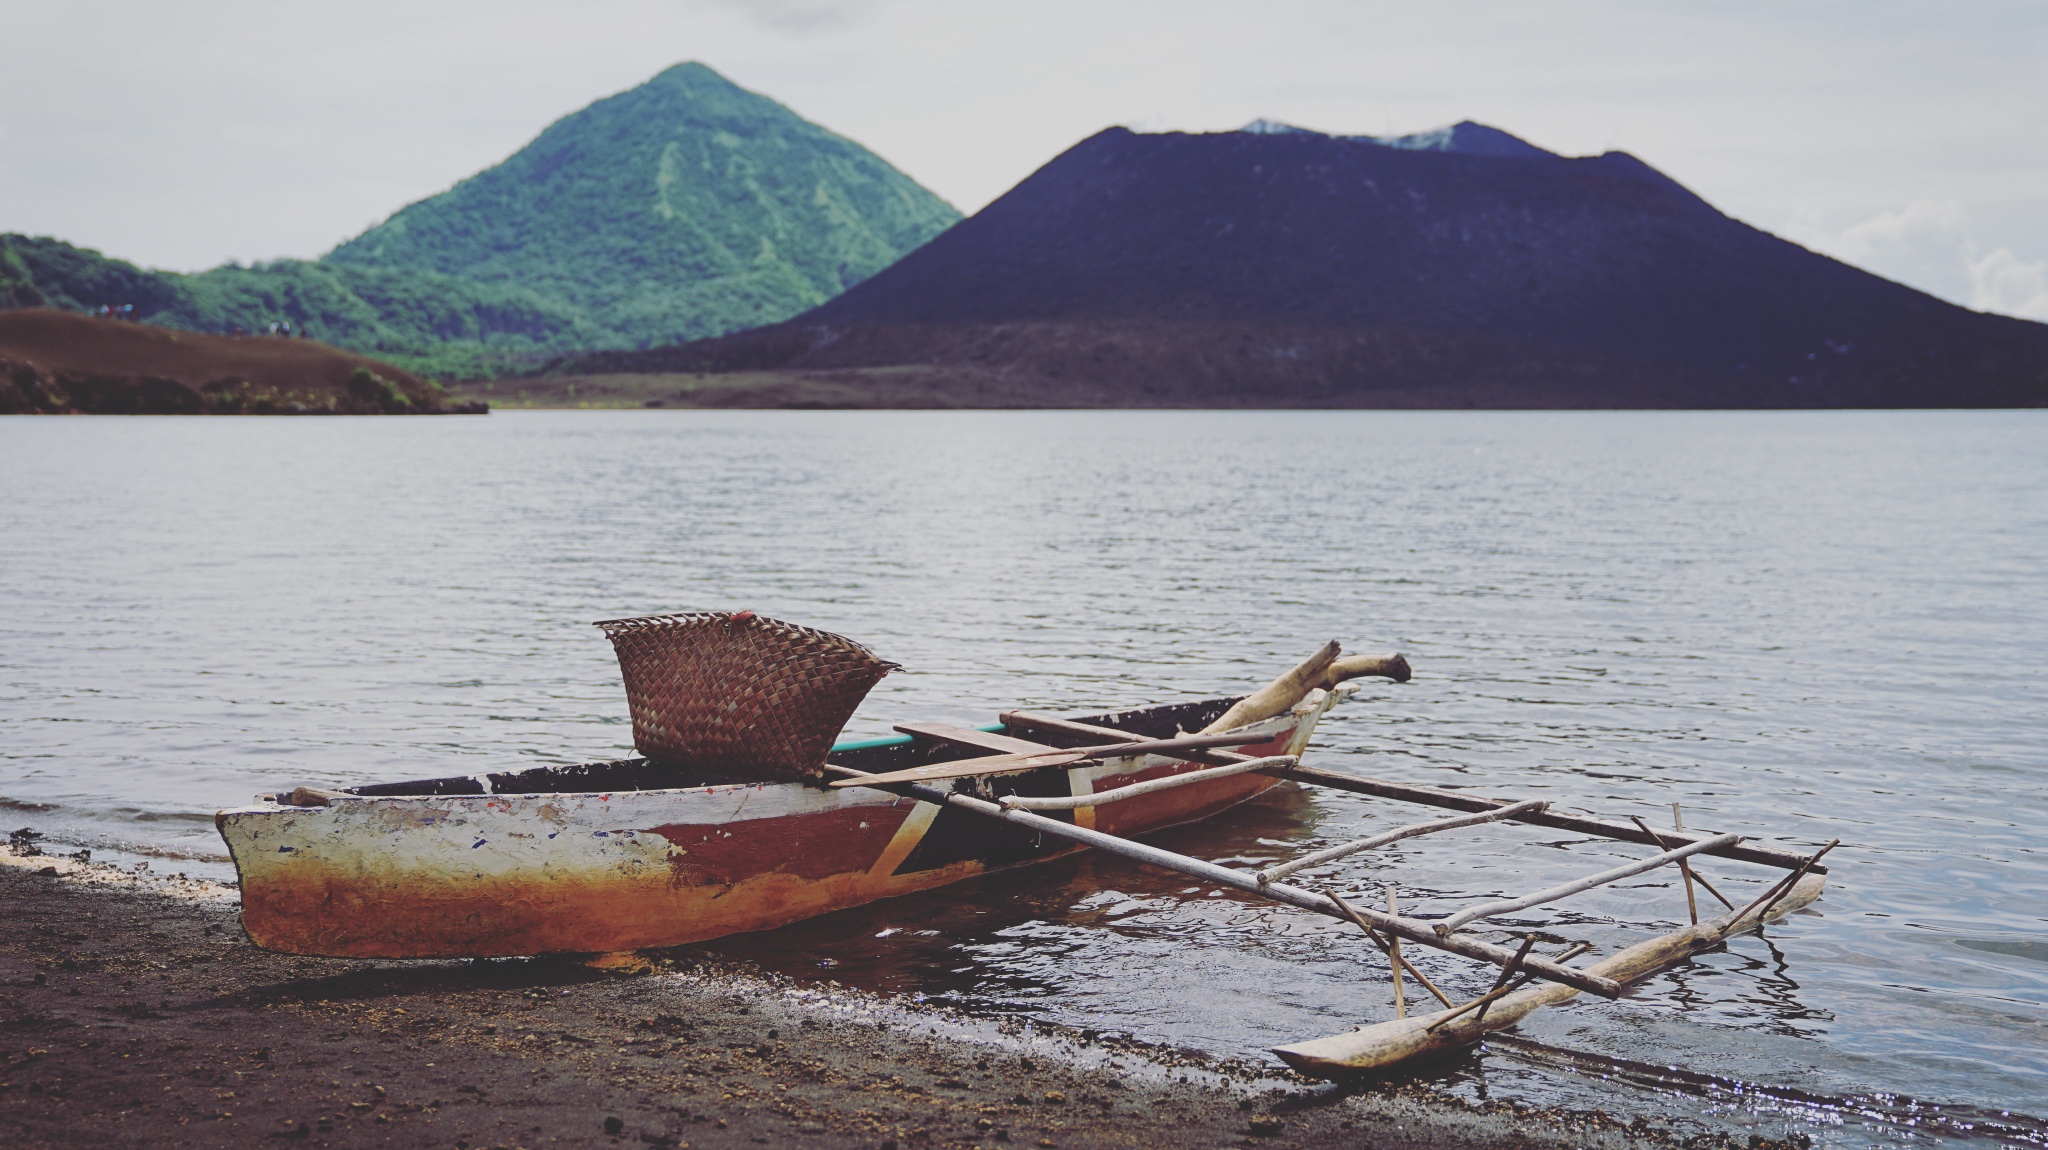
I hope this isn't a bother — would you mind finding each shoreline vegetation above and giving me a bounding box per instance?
[0,849,1817,1150]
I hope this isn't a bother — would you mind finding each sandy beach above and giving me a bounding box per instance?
[0,849,1809,1150]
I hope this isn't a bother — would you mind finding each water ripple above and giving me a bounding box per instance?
[2,409,2044,1143]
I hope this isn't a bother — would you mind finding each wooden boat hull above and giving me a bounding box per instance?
[216,692,1343,958]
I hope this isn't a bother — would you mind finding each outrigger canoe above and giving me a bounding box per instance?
[217,645,1374,958]
[217,612,1834,1078]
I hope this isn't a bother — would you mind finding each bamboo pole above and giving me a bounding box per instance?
[1423,942,1593,1032]
[1435,833,1741,935]
[1739,839,1839,923]
[999,712,1824,875]
[1661,804,1737,910]
[827,732,1267,788]
[996,756,1295,811]
[1387,885,1406,1018]
[1261,760,1820,874]
[1469,934,1537,1025]
[827,765,1623,998]
[1670,803,1734,911]
[1323,890,1455,1009]
[1631,815,1699,925]
[1272,871,1827,1077]
[1257,799,1549,885]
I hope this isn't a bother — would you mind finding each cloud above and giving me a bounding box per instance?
[1969,248,2048,321]
[1786,200,2048,322]
[699,0,883,32]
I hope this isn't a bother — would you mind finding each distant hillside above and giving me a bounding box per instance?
[0,62,959,378]
[1,234,593,379]
[554,122,2048,408]
[325,62,959,348]
[0,309,483,414]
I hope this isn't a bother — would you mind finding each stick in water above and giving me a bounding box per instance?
[1632,814,1699,925]
[1424,942,1595,1033]
[1387,884,1406,1018]
[1471,934,1537,1025]
[1664,804,1737,910]
[1322,889,1454,1009]
[1741,839,1840,924]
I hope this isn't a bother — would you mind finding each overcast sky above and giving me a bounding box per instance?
[3,0,2043,319]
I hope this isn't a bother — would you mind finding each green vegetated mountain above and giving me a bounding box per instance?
[327,61,959,348]
[0,63,958,379]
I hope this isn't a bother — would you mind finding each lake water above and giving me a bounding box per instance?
[3,409,2044,1145]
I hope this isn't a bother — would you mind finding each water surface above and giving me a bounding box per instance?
[3,409,2043,1144]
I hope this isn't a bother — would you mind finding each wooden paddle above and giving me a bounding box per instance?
[826,732,1270,788]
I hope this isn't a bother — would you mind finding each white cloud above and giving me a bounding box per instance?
[1785,199,2048,322]
[3,1,2045,275]
[1969,248,2048,321]
[700,0,883,32]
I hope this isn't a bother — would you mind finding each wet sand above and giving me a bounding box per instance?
[0,852,1799,1150]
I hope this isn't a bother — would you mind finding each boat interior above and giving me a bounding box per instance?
[340,696,1245,799]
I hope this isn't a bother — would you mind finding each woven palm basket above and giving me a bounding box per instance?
[595,611,899,782]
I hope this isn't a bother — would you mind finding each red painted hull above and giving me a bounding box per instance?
[216,694,1345,958]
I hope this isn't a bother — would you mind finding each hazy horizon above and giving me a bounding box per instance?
[3,0,2044,322]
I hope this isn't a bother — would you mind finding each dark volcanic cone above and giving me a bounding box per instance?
[556,123,2048,408]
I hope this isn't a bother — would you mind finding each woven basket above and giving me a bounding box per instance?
[595,611,899,782]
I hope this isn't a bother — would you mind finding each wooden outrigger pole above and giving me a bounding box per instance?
[828,760,1626,999]
[833,649,1832,1077]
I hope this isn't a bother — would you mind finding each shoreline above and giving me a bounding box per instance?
[1,850,1799,1150]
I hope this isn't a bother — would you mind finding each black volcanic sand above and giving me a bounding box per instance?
[472,322,1710,411]
[459,368,1024,410]
[0,853,1801,1150]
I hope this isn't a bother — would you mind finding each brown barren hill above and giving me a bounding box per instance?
[0,308,485,414]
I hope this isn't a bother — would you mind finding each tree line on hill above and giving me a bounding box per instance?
[0,234,592,379]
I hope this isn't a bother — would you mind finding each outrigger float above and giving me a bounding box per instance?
[217,612,1831,1076]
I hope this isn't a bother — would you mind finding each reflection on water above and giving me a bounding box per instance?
[1957,939,2048,966]
[2,409,2044,1146]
